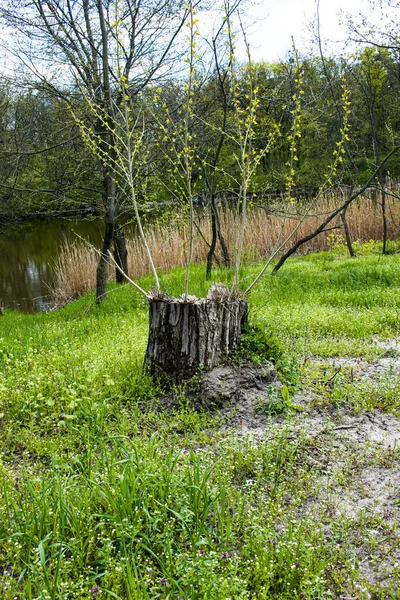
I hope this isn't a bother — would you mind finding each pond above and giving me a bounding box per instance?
[0,218,105,313]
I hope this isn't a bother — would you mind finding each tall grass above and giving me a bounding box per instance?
[52,193,400,305]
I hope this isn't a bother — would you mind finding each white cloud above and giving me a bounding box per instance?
[235,0,372,61]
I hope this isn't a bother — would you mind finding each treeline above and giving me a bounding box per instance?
[0,88,100,218]
[1,46,400,219]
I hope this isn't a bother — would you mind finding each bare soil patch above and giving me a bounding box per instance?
[162,339,400,594]
[191,339,400,596]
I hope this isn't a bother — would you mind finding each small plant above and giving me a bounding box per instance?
[234,323,300,389]
[234,323,285,365]
[326,231,347,254]
[255,384,304,415]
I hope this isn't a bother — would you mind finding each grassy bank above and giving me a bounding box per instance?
[1,251,400,599]
[52,195,400,306]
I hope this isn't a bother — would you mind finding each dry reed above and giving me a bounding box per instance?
[52,192,400,305]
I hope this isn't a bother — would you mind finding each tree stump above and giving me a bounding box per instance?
[144,287,248,383]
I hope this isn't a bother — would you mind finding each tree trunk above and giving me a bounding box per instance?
[144,293,248,383]
[96,165,116,302]
[114,225,128,283]
[340,207,355,257]
[271,146,400,274]
[218,226,230,268]
[96,218,114,303]
[206,201,218,279]
[206,196,230,279]
[381,188,388,254]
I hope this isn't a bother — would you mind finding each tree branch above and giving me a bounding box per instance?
[272,145,400,272]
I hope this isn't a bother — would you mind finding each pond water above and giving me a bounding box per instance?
[0,218,105,313]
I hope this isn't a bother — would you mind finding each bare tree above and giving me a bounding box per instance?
[1,0,192,301]
[272,146,400,273]
[0,85,101,219]
[202,12,237,278]
[346,0,400,253]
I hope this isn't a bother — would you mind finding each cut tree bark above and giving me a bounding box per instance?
[144,288,248,383]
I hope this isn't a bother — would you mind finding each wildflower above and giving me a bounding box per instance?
[199,549,205,556]
[91,586,100,596]
[160,579,167,586]
[221,551,229,559]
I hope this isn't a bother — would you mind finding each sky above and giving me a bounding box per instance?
[228,0,371,62]
[0,0,378,78]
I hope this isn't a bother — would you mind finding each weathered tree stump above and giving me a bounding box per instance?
[144,287,248,383]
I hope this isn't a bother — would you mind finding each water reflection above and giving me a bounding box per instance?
[0,218,104,313]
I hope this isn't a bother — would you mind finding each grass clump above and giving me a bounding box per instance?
[0,429,335,599]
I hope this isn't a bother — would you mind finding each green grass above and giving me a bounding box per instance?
[1,250,400,598]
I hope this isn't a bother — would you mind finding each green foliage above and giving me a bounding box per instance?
[1,251,400,597]
[236,323,283,364]
[234,323,300,389]
[0,89,100,218]
[255,384,304,416]
[328,235,400,257]
[4,44,400,219]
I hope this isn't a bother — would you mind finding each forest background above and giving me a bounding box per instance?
[1,43,399,219]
